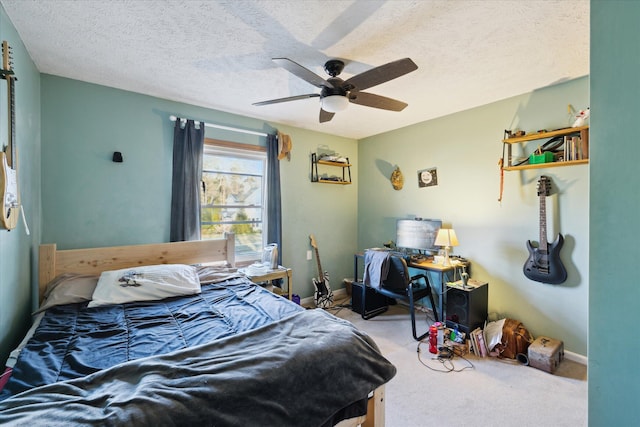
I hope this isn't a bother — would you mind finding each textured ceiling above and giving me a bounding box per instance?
[0,0,589,139]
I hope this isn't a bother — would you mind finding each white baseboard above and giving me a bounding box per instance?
[564,350,587,365]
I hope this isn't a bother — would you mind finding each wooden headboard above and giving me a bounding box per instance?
[38,233,235,303]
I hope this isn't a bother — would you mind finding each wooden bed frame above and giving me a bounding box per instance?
[38,233,235,303]
[35,232,385,426]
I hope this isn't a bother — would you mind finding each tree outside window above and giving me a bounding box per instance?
[201,143,267,263]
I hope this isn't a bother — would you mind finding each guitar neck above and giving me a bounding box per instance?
[1,40,15,168]
[539,193,548,250]
[314,246,324,281]
[7,75,15,167]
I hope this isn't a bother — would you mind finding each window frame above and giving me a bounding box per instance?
[202,138,268,265]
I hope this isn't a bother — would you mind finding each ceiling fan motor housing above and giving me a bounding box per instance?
[321,77,348,97]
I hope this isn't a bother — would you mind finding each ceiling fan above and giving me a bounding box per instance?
[253,57,418,123]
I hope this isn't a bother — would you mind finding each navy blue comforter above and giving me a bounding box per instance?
[0,277,396,427]
[1,277,302,399]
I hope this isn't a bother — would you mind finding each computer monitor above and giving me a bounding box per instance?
[395,219,442,254]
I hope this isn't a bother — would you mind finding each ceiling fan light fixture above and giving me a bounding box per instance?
[321,95,349,113]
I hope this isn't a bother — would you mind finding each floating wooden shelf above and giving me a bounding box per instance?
[316,159,352,167]
[311,153,352,184]
[502,125,589,171]
[316,179,351,185]
[502,126,589,144]
[503,159,589,171]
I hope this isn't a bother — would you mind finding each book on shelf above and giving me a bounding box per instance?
[580,135,589,159]
[563,135,589,161]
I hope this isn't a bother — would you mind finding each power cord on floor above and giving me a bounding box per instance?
[416,340,475,373]
[325,302,351,316]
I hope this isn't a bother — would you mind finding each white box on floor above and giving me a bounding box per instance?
[528,336,564,373]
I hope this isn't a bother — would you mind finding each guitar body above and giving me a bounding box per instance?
[523,176,567,284]
[312,272,333,309]
[0,152,19,230]
[524,233,567,284]
[309,234,334,308]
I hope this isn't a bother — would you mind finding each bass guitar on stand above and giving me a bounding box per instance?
[309,234,333,308]
[0,40,19,230]
[523,176,567,284]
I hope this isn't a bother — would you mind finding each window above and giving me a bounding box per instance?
[201,140,267,264]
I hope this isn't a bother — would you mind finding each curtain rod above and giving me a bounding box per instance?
[169,115,268,137]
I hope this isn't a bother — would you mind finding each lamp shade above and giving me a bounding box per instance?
[321,95,349,113]
[434,228,459,247]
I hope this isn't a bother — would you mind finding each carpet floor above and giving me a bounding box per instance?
[329,301,587,427]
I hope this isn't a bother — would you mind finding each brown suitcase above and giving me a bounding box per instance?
[528,336,564,373]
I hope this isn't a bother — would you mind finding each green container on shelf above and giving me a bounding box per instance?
[529,151,554,164]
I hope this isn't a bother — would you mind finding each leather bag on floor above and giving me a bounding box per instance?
[495,318,533,359]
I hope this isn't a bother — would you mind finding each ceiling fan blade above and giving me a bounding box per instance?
[349,92,408,111]
[344,58,418,91]
[273,58,334,89]
[253,93,320,106]
[319,109,335,123]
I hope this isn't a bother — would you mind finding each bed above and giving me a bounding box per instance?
[0,234,395,426]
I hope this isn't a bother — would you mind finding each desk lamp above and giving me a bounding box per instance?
[434,228,459,266]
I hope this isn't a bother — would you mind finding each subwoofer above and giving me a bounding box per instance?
[351,281,390,315]
[445,282,488,335]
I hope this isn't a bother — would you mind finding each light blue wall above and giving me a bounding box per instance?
[275,124,358,299]
[589,1,640,425]
[40,75,358,301]
[358,77,590,355]
[0,6,41,363]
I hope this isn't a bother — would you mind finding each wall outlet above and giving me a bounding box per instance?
[306,250,312,260]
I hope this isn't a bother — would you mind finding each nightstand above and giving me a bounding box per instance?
[241,266,293,300]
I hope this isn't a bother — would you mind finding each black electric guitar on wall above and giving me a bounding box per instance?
[309,234,333,308]
[0,40,19,230]
[523,176,567,284]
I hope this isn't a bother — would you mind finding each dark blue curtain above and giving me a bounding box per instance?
[266,133,282,264]
[170,119,205,242]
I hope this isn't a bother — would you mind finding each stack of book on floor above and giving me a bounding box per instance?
[469,327,488,357]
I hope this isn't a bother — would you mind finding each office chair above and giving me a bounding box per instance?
[361,255,439,341]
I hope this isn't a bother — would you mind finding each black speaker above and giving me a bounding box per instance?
[445,282,488,335]
[351,281,390,315]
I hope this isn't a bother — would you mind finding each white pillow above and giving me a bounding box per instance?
[88,264,201,308]
[35,273,99,314]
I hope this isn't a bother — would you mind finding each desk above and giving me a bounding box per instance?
[354,252,467,321]
[240,266,293,300]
